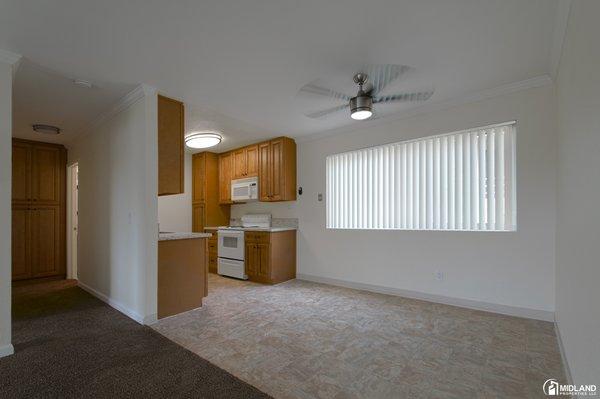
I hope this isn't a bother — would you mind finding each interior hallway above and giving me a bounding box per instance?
[0,279,269,398]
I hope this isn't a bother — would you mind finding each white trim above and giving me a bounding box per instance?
[0,344,14,358]
[549,0,573,80]
[77,281,148,325]
[296,273,555,321]
[0,49,22,78]
[554,321,574,385]
[296,75,552,144]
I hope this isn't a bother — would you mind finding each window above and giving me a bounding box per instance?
[326,122,516,231]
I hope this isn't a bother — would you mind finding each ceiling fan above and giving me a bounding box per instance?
[298,64,434,121]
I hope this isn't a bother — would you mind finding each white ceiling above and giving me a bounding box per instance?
[1,0,561,146]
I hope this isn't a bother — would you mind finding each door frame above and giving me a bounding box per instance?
[66,162,78,280]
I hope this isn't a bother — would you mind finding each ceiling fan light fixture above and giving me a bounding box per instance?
[185,131,222,149]
[350,95,373,120]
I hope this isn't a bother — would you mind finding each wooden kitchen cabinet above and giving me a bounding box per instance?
[158,95,184,196]
[218,152,233,204]
[233,145,259,179]
[207,231,218,273]
[244,230,296,284]
[258,137,296,202]
[12,139,66,281]
[192,152,230,232]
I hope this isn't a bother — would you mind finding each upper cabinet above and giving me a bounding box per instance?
[233,145,259,179]
[258,137,296,202]
[158,95,184,196]
[192,152,230,230]
[218,152,233,204]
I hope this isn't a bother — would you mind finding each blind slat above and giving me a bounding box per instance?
[326,123,516,231]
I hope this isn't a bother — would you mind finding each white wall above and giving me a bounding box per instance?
[0,52,20,358]
[234,84,557,317]
[68,86,158,324]
[555,0,600,385]
[158,153,192,232]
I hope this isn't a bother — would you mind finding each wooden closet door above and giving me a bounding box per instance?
[30,206,61,278]
[12,206,31,280]
[258,142,271,201]
[270,139,284,201]
[12,142,31,203]
[31,146,61,204]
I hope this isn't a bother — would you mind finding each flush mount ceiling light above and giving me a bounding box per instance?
[185,132,222,149]
[73,79,93,88]
[32,124,61,134]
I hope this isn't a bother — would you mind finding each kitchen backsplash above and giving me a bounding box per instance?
[229,217,298,229]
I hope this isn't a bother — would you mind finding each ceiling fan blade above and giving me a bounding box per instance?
[365,64,411,97]
[374,90,434,104]
[305,104,348,119]
[298,82,352,102]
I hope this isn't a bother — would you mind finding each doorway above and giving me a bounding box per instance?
[67,163,79,280]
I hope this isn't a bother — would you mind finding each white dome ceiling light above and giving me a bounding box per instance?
[185,131,222,149]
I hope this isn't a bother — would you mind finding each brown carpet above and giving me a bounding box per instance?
[0,279,271,399]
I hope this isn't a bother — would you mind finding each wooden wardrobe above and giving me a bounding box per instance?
[12,138,67,281]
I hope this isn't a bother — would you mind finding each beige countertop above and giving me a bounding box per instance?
[158,232,212,241]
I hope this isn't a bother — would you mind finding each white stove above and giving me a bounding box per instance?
[217,214,271,280]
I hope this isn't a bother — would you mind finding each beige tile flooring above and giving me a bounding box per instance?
[152,273,567,399]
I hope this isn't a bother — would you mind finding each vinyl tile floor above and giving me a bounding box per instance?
[152,273,567,399]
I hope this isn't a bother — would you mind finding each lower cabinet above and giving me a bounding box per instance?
[207,232,218,273]
[244,230,296,284]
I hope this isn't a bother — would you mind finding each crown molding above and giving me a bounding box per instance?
[296,74,553,144]
[549,0,573,80]
[0,49,22,79]
[72,84,157,141]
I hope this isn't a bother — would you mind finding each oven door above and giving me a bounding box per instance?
[217,230,245,260]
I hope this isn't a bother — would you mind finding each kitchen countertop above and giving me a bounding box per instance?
[203,226,296,232]
[158,232,212,241]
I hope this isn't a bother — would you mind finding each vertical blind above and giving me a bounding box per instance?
[326,122,516,231]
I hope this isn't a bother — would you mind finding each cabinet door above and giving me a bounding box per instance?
[31,145,61,204]
[12,142,31,203]
[192,153,205,203]
[158,95,184,196]
[270,138,284,201]
[30,206,61,278]
[12,207,31,280]
[192,203,205,232]
[246,145,259,177]
[258,142,271,201]
[256,243,270,279]
[245,243,257,277]
[219,153,233,203]
[233,148,247,179]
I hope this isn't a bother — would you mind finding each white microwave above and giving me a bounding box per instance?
[231,177,258,202]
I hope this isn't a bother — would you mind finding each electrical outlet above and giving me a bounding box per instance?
[435,271,444,281]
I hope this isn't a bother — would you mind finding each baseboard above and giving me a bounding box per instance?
[0,344,14,358]
[296,273,555,321]
[554,321,574,384]
[77,281,147,325]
